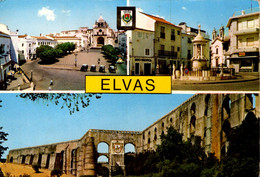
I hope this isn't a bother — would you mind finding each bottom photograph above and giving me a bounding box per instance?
[0,93,259,177]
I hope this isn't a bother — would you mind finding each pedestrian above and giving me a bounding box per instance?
[48,86,52,91]
[50,79,53,86]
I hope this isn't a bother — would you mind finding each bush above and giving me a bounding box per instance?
[51,168,62,177]
[32,163,40,173]
[0,168,4,177]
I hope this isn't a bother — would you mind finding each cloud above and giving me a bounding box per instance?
[38,7,55,21]
[62,9,71,16]
[182,6,187,10]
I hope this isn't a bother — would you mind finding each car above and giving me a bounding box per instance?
[99,65,105,73]
[80,64,88,72]
[109,65,116,73]
[90,65,96,72]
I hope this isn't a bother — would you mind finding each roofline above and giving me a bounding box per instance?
[226,11,259,27]
[140,12,182,29]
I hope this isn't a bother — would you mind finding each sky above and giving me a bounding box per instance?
[0,0,259,36]
[0,93,192,158]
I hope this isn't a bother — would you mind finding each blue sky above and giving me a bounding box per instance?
[1,93,192,158]
[0,0,259,36]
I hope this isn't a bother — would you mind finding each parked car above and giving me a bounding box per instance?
[109,65,116,73]
[80,64,88,72]
[99,65,105,73]
[90,65,96,72]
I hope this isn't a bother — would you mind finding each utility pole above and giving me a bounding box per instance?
[126,0,130,75]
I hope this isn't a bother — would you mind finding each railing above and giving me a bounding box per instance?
[183,68,235,77]
[158,50,177,58]
[233,7,260,17]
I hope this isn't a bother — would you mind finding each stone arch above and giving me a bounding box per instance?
[97,37,104,45]
[29,155,34,165]
[97,166,109,177]
[45,154,50,169]
[97,155,109,163]
[97,142,109,153]
[9,157,13,163]
[38,154,42,166]
[70,149,77,174]
[190,115,196,134]
[222,96,231,121]
[21,155,26,164]
[124,143,136,154]
[190,103,196,115]
[204,94,210,116]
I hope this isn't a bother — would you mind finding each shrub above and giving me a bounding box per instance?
[0,168,4,177]
[51,168,62,177]
[32,163,40,173]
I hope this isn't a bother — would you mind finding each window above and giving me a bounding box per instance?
[171,46,175,52]
[160,26,165,38]
[145,49,150,56]
[247,20,254,28]
[22,43,24,47]
[171,29,175,40]
[177,31,180,35]
[177,47,180,52]
[22,50,24,54]
[238,39,242,48]
[161,45,165,51]
[216,48,218,54]
[29,44,31,47]
[188,38,192,43]
[138,32,142,38]
[38,42,40,45]
[247,38,254,46]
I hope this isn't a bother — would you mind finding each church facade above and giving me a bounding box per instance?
[92,16,116,48]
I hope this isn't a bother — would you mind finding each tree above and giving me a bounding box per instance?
[36,45,53,58]
[101,45,119,65]
[218,112,259,177]
[0,127,8,160]
[18,93,102,115]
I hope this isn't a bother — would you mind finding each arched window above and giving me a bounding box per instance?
[125,143,136,154]
[97,155,109,163]
[190,103,196,115]
[97,142,109,153]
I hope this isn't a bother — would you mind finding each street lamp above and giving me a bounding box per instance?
[74,53,78,67]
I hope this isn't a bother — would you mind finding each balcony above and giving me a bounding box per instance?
[233,47,259,53]
[233,28,259,35]
[158,50,177,58]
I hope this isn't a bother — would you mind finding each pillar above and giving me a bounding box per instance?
[85,137,96,176]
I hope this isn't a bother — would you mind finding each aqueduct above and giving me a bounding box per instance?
[7,94,259,176]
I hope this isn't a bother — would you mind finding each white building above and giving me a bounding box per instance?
[127,10,156,75]
[92,16,116,48]
[0,31,12,87]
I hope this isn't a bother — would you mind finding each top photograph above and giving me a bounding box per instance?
[0,0,259,92]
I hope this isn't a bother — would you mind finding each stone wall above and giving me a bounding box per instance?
[7,93,259,176]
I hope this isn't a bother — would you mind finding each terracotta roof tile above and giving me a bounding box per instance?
[140,12,181,28]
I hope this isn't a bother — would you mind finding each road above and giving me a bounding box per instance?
[172,79,260,91]
[21,50,126,91]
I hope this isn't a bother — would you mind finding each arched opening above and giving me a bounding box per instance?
[154,134,157,141]
[71,149,77,174]
[124,143,136,154]
[98,142,109,153]
[46,154,50,169]
[97,165,109,177]
[54,151,63,171]
[97,155,109,163]
[38,154,42,166]
[190,103,196,115]
[29,155,34,165]
[21,155,26,164]
[10,157,13,163]
[143,133,145,140]
[161,131,164,136]
[97,37,104,45]
[204,94,210,116]
[162,122,165,128]
[190,115,196,134]
[222,96,231,120]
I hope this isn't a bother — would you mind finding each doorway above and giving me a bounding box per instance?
[144,63,151,75]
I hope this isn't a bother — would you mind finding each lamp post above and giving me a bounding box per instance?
[74,53,78,67]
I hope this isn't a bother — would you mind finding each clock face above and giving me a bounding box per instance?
[99,29,102,32]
